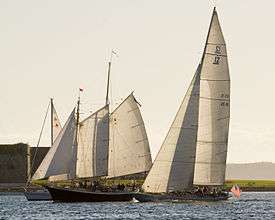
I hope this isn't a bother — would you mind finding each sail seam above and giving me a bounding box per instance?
[199,97,230,101]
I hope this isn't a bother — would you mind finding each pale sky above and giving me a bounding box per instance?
[0,0,274,163]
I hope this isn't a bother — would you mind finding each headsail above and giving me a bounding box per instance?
[76,105,109,178]
[142,66,201,193]
[108,93,152,178]
[32,109,76,180]
[51,99,62,145]
[193,8,230,186]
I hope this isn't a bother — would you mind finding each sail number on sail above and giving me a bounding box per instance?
[213,45,222,65]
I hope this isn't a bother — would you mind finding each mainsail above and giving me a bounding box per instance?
[32,109,76,180]
[108,93,152,178]
[76,106,109,178]
[193,8,230,186]
[142,66,200,193]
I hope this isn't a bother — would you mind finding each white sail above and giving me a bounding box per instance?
[51,103,62,143]
[143,66,201,193]
[193,9,230,186]
[32,109,76,180]
[108,93,152,178]
[76,106,109,178]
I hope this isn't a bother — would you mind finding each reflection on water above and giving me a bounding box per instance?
[0,192,274,219]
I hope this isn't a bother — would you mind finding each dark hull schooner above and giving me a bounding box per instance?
[45,186,135,202]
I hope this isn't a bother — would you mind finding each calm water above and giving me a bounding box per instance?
[0,192,274,219]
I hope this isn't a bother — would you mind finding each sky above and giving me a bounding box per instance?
[0,0,275,163]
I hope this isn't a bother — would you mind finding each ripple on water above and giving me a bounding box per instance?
[0,192,274,219]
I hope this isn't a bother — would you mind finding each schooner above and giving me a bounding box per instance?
[138,7,231,201]
[34,55,152,202]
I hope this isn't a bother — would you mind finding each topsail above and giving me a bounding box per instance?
[51,100,62,144]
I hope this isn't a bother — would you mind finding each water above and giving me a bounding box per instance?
[0,192,274,219]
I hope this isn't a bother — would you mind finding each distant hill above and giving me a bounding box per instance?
[226,162,275,180]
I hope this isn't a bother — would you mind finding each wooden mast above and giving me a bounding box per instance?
[50,98,54,146]
[105,61,112,106]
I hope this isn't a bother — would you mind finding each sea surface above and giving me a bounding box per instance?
[0,192,274,219]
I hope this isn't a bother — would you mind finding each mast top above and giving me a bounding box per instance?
[105,49,118,106]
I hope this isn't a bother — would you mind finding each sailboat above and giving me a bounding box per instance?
[35,56,152,202]
[136,7,231,202]
[24,98,62,201]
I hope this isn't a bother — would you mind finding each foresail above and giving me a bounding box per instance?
[32,109,76,180]
[108,93,152,178]
[51,103,62,143]
[143,66,201,193]
[76,105,109,178]
[193,9,230,186]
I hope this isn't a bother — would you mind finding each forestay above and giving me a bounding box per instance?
[143,66,201,193]
[76,106,109,178]
[32,109,76,180]
[108,93,152,178]
[193,9,230,186]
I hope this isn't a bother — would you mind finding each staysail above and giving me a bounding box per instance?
[142,66,201,193]
[108,93,152,178]
[193,8,230,186]
[76,105,109,178]
[32,109,76,180]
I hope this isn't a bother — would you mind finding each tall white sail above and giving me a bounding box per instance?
[143,66,201,193]
[32,109,76,180]
[108,93,152,178]
[51,103,62,143]
[76,106,109,178]
[193,8,230,186]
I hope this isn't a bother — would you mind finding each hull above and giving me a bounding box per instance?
[45,186,134,202]
[134,193,230,202]
[24,190,52,201]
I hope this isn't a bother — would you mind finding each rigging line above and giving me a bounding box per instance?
[25,100,51,188]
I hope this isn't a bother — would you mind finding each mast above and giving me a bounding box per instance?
[75,93,81,145]
[50,98,54,146]
[105,50,117,106]
[105,61,111,106]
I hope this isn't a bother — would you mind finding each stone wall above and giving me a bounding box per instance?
[0,143,49,183]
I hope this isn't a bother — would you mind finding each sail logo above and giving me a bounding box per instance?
[213,46,221,65]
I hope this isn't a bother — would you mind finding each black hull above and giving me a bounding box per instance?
[45,186,134,202]
[134,193,230,202]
